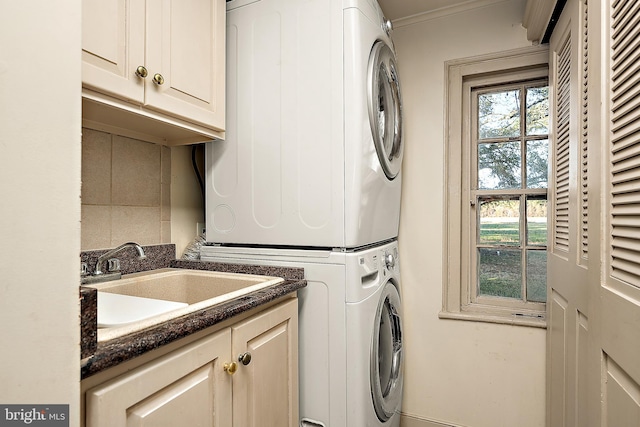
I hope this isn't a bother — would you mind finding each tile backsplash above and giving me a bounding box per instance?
[81,128,171,250]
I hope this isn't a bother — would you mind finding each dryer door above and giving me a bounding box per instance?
[371,280,403,421]
[368,40,404,180]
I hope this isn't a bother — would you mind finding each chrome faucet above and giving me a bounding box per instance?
[95,242,146,275]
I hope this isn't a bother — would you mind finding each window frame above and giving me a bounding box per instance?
[470,80,549,308]
[442,46,549,328]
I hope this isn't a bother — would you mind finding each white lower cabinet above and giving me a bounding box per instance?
[84,298,298,427]
[232,300,299,427]
[86,329,232,427]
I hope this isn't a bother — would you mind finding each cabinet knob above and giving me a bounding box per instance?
[135,66,148,78]
[152,73,165,85]
[224,362,238,375]
[238,352,252,366]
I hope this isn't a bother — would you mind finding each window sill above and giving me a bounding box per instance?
[439,310,547,328]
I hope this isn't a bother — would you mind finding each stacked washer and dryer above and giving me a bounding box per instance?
[201,0,404,426]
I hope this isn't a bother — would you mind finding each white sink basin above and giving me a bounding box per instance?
[87,268,284,341]
[97,292,188,328]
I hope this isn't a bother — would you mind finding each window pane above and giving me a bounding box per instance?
[527,196,547,246]
[478,90,521,139]
[478,248,522,299]
[479,197,520,246]
[478,141,522,189]
[526,86,549,136]
[526,139,549,188]
[527,250,547,302]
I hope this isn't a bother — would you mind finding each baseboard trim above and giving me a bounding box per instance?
[400,413,469,427]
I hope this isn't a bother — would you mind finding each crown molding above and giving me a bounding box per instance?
[393,0,511,29]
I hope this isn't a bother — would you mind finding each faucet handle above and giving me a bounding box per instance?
[107,258,121,273]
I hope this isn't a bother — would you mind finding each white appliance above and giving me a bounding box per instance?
[205,0,403,248]
[200,240,404,427]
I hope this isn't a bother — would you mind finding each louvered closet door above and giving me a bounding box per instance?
[547,0,590,425]
[548,0,640,426]
[601,0,640,425]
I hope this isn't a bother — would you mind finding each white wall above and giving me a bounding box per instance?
[394,1,546,426]
[0,1,81,425]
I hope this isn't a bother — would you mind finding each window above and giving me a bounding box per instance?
[443,46,549,327]
[472,82,549,305]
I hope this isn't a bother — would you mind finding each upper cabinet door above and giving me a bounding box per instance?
[145,0,226,130]
[82,0,145,103]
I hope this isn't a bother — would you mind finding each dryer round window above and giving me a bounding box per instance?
[368,40,404,180]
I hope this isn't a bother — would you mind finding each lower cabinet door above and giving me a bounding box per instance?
[231,299,299,427]
[85,329,233,427]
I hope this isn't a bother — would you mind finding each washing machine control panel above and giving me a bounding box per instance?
[384,252,395,269]
[356,245,399,284]
[383,247,398,271]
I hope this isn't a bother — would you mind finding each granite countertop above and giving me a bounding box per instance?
[80,245,306,379]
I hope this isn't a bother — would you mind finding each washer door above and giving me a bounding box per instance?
[371,280,403,421]
[367,40,404,180]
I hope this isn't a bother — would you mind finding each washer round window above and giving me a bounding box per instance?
[371,281,403,421]
[367,40,404,180]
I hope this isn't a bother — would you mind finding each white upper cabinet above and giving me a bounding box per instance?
[82,0,225,145]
